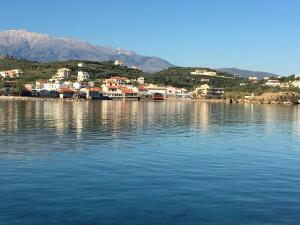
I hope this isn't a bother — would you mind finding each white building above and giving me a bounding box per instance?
[131,66,139,70]
[77,71,89,82]
[78,63,84,68]
[145,84,167,95]
[265,80,281,87]
[137,77,144,84]
[114,60,124,66]
[0,69,22,78]
[249,76,258,81]
[191,69,217,76]
[53,68,71,81]
[43,82,66,91]
[295,74,300,79]
[292,80,300,89]
[193,84,224,98]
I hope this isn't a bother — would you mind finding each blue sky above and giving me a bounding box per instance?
[0,0,300,74]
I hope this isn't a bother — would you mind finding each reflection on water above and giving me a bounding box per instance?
[1,100,300,137]
[1,100,300,225]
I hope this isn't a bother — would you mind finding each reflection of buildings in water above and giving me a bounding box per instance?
[258,104,296,135]
[43,101,66,135]
[192,102,210,131]
[72,101,87,139]
[2,101,18,132]
[293,106,300,136]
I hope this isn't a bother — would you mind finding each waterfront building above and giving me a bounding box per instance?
[145,84,167,95]
[80,87,103,99]
[193,84,224,98]
[58,88,74,99]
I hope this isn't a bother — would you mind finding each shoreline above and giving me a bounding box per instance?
[0,96,225,103]
[0,96,299,105]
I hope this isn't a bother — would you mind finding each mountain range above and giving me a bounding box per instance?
[0,30,173,73]
[217,68,279,78]
[0,30,280,77]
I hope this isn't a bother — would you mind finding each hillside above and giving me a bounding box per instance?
[0,57,147,82]
[0,30,174,73]
[3,57,293,97]
[1,57,248,90]
[218,68,279,78]
[148,67,244,90]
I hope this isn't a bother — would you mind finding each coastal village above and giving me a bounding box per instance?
[1,58,300,104]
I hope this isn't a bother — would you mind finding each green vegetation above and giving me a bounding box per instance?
[0,57,146,82]
[1,57,299,97]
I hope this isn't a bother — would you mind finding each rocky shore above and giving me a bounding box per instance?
[225,92,300,105]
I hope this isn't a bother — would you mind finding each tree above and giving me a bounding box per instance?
[15,80,26,96]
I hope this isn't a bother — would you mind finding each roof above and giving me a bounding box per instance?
[138,86,147,91]
[110,76,127,80]
[87,87,102,92]
[121,89,133,94]
[106,86,118,89]
[58,88,74,93]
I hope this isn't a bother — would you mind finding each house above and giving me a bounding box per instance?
[34,80,47,90]
[145,84,166,95]
[53,68,71,81]
[295,75,300,79]
[176,93,192,99]
[131,66,139,70]
[137,77,144,84]
[58,88,74,98]
[104,76,127,87]
[0,69,22,79]
[265,80,281,87]
[191,69,217,76]
[80,87,103,99]
[77,71,89,82]
[25,83,34,92]
[120,87,139,99]
[193,84,224,98]
[201,78,210,82]
[102,85,122,98]
[249,76,258,81]
[78,63,84,68]
[114,60,124,66]
[292,80,300,89]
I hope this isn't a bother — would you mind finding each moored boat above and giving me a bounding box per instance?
[153,93,165,101]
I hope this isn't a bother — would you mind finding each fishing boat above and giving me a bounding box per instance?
[153,93,165,101]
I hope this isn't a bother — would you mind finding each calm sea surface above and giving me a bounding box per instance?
[0,100,300,225]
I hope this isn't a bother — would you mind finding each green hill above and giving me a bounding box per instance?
[0,57,147,82]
